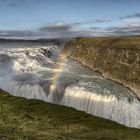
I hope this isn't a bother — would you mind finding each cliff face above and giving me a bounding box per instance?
[64,36,140,98]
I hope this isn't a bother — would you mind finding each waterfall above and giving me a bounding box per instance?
[0,45,140,129]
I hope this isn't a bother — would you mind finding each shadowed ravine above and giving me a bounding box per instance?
[0,41,140,129]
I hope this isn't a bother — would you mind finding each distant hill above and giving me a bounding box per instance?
[0,38,69,45]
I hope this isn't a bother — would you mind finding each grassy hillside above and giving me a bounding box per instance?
[0,89,140,140]
[64,36,140,98]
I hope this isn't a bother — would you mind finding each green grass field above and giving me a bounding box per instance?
[0,89,140,140]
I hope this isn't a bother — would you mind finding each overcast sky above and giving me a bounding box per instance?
[0,0,140,38]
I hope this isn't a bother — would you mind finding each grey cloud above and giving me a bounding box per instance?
[107,25,140,35]
[0,30,33,37]
[39,20,111,38]
[120,13,140,20]
[0,30,45,39]
[7,3,18,7]
[90,23,140,36]
[40,23,73,32]
[1,22,140,39]
[39,22,140,37]
[39,23,82,38]
[73,18,111,26]
[5,0,25,7]
[90,27,102,30]
[94,19,111,23]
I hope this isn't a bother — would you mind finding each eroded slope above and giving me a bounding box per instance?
[64,36,140,98]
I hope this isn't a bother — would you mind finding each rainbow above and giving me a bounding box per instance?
[50,46,70,93]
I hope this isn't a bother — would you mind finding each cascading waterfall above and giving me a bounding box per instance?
[0,44,140,129]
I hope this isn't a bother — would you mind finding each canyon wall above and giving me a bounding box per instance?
[64,36,140,98]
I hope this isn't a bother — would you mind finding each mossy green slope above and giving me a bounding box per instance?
[0,89,140,140]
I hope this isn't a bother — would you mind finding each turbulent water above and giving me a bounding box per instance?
[0,42,140,128]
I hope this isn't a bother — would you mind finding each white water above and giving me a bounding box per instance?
[0,43,140,128]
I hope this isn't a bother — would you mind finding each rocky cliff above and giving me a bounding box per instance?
[64,36,140,99]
